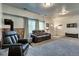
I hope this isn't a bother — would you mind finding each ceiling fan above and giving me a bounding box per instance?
[59,5,69,15]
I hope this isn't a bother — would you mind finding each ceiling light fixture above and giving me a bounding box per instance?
[42,3,54,8]
[59,5,69,15]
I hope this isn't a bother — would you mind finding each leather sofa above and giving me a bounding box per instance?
[2,31,29,56]
[31,30,51,43]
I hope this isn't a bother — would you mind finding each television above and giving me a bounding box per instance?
[4,19,14,31]
[67,23,77,28]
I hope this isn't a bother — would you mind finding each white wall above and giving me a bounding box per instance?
[53,15,79,37]
[2,14,24,28]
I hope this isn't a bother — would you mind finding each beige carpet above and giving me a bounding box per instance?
[27,37,79,56]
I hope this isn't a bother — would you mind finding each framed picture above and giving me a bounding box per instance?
[46,23,49,27]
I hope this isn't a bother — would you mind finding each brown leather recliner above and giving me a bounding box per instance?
[2,31,29,56]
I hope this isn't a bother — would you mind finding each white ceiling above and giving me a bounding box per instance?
[3,3,79,16]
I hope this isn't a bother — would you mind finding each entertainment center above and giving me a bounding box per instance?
[65,23,78,38]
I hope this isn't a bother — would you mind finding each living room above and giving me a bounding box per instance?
[1,3,79,56]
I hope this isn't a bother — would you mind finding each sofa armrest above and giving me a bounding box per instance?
[2,43,22,49]
[31,34,38,37]
[18,39,32,46]
[18,39,28,44]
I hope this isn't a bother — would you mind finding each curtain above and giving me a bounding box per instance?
[35,20,39,30]
[24,17,28,39]
[39,21,45,30]
[28,19,36,37]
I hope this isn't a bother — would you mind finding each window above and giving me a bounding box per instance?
[39,21,45,30]
[28,19,36,34]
